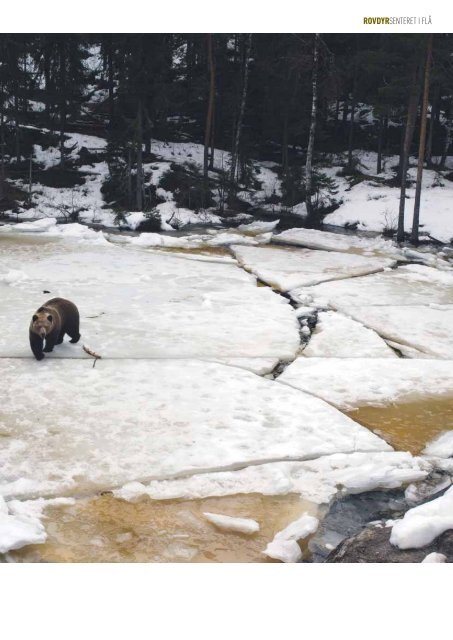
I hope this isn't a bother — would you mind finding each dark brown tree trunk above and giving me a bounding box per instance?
[136,100,143,211]
[397,55,424,242]
[377,114,384,174]
[0,111,5,202]
[425,84,439,167]
[342,97,349,126]
[28,153,33,203]
[439,103,452,169]
[44,47,52,125]
[14,94,20,163]
[411,34,433,245]
[282,108,289,176]
[127,146,132,207]
[59,44,67,168]
[203,34,215,202]
[305,34,320,222]
[107,37,114,122]
[209,109,215,170]
[229,34,252,185]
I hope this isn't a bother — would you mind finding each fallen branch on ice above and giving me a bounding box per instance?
[83,344,102,368]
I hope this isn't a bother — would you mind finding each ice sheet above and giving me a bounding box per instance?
[0,359,392,501]
[0,234,300,361]
[278,358,453,409]
[114,451,429,506]
[231,245,395,292]
[302,311,396,358]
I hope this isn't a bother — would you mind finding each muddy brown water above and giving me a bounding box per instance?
[10,493,319,563]
[346,395,453,455]
[149,245,231,258]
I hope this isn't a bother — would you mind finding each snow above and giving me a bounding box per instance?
[423,431,453,459]
[0,233,299,362]
[390,485,453,549]
[290,265,453,359]
[11,161,116,228]
[153,201,222,229]
[421,552,447,563]
[238,219,280,233]
[302,311,397,358]
[121,229,271,250]
[5,218,58,233]
[291,265,453,309]
[343,305,453,359]
[148,138,282,207]
[231,244,395,292]
[33,133,107,170]
[0,358,393,501]
[324,166,453,244]
[278,358,453,410]
[274,227,400,257]
[203,512,260,535]
[263,513,319,562]
[113,451,429,506]
[263,538,303,562]
[0,495,46,553]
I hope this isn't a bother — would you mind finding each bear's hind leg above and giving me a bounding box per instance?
[68,330,80,344]
[65,311,80,344]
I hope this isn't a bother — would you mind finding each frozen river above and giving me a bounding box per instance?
[1,222,452,561]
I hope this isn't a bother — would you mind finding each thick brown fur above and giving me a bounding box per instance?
[29,297,80,361]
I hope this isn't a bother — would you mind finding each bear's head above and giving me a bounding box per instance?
[31,308,55,339]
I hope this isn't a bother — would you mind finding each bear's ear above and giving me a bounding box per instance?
[37,307,44,312]
[32,314,38,322]
[47,314,53,322]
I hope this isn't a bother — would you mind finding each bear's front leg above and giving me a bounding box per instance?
[30,332,45,360]
[43,336,57,353]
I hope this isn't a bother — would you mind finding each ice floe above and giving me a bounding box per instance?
[231,244,395,292]
[263,513,319,562]
[274,227,399,256]
[121,229,271,250]
[0,496,74,554]
[421,552,447,562]
[423,431,453,459]
[203,512,260,535]
[0,359,392,501]
[302,311,396,358]
[343,305,453,359]
[278,358,453,410]
[390,485,453,549]
[290,264,453,308]
[114,451,429,506]
[0,233,299,361]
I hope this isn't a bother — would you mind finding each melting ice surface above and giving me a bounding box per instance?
[0,227,445,560]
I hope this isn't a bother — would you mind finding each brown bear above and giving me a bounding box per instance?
[29,297,80,360]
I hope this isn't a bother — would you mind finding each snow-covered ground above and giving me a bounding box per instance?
[322,152,453,244]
